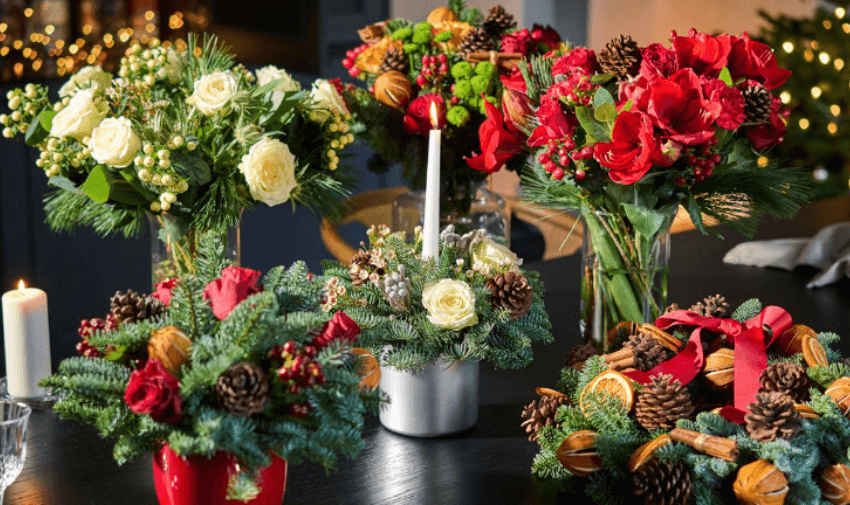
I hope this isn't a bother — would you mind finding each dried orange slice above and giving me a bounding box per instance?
[639,324,683,352]
[826,377,850,418]
[580,370,635,415]
[776,325,816,356]
[351,348,380,390]
[536,387,569,400]
[628,434,671,472]
[794,404,820,419]
[801,334,828,367]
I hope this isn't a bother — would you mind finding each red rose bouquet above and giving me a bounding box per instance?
[342,1,561,215]
[40,241,380,502]
[500,30,809,347]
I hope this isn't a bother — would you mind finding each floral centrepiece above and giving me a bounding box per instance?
[1,34,357,281]
[526,295,850,505]
[320,225,552,371]
[502,29,810,347]
[342,1,561,209]
[41,239,380,501]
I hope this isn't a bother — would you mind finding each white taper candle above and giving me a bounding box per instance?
[2,281,51,398]
[422,102,441,260]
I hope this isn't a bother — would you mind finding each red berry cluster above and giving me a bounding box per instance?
[677,137,721,186]
[342,43,370,78]
[546,70,597,107]
[270,340,327,418]
[76,314,118,358]
[537,137,595,181]
[415,53,448,88]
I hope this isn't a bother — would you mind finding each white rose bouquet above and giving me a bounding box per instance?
[1,34,357,277]
[320,225,553,371]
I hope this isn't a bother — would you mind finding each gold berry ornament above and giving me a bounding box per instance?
[821,464,850,505]
[426,6,459,25]
[555,430,603,477]
[702,348,735,389]
[147,326,191,375]
[733,459,789,505]
[826,376,850,418]
[373,70,414,109]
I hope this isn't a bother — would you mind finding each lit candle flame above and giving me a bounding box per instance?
[17,279,26,290]
[429,101,439,129]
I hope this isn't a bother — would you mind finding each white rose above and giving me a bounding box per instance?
[187,71,238,115]
[59,65,113,98]
[162,48,185,84]
[471,236,521,272]
[50,88,108,141]
[238,137,298,206]
[88,117,141,168]
[308,79,349,124]
[255,65,301,93]
[422,279,478,331]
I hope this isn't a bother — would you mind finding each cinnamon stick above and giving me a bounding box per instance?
[466,51,523,70]
[669,428,739,462]
[602,347,636,370]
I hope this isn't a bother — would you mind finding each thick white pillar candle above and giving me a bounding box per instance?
[2,281,51,398]
[422,102,441,260]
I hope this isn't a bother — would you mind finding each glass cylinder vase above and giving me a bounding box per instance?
[579,209,675,351]
[149,214,241,287]
[392,180,510,246]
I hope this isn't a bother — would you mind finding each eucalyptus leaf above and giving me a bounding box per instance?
[38,110,56,131]
[621,203,667,237]
[48,175,82,194]
[81,166,113,203]
[171,153,212,185]
[260,90,305,126]
[590,74,615,83]
[24,114,49,147]
[592,87,615,108]
[594,102,617,122]
[575,106,612,143]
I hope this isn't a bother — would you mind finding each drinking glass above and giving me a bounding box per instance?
[0,401,30,504]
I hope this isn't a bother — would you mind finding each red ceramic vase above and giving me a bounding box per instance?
[153,444,287,505]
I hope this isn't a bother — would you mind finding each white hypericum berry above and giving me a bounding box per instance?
[70,158,80,167]
[6,91,14,100]
[161,174,173,186]
[150,202,161,212]
[134,156,143,166]
[40,151,49,160]
[0,114,8,125]
[157,149,170,159]
[138,168,151,181]
[8,96,20,110]
[143,156,155,167]
[52,152,63,162]
[172,135,184,147]
[151,174,162,185]
[47,138,58,150]
[10,111,21,122]
[130,62,141,72]
[144,75,155,86]
[159,159,171,169]
[143,143,154,155]
[35,159,44,167]
[187,141,196,151]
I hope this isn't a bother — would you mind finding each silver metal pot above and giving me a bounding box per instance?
[378,359,479,437]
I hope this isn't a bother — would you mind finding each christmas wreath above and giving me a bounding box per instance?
[526,295,850,505]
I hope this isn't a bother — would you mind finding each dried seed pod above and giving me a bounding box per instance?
[733,459,789,505]
[555,430,602,477]
[821,463,850,505]
[373,70,413,109]
[826,377,850,418]
[703,348,735,389]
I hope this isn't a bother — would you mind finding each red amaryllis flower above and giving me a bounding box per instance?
[702,78,746,130]
[312,311,361,350]
[531,24,562,51]
[150,278,178,307]
[527,95,576,147]
[639,43,679,80]
[403,94,446,136]
[593,110,659,185]
[501,87,535,132]
[727,34,792,90]
[746,96,788,150]
[552,47,600,77]
[501,28,535,56]
[466,96,524,174]
[500,65,527,93]
[644,68,722,145]
[618,76,651,111]
[124,359,182,424]
[671,29,731,77]
[203,266,263,320]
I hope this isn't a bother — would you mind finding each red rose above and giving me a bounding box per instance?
[702,78,746,130]
[501,28,535,56]
[527,95,576,147]
[531,24,562,51]
[466,95,524,174]
[644,68,722,145]
[403,94,446,136]
[150,278,178,307]
[552,48,600,77]
[746,96,788,150]
[312,311,361,349]
[593,110,659,185]
[124,359,182,424]
[500,66,527,93]
[203,266,263,320]
[671,29,731,77]
[639,43,679,80]
[727,34,792,90]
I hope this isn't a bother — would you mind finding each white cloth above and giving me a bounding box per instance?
[723,222,850,288]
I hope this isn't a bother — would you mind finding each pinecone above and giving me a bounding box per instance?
[482,5,517,35]
[689,294,730,318]
[625,333,669,371]
[760,362,812,402]
[457,28,495,60]
[379,45,408,74]
[564,343,601,369]
[742,84,773,123]
[110,289,162,325]
[633,459,694,505]
[520,395,568,441]
[214,362,270,417]
[597,35,641,79]
[635,374,695,430]
[486,272,533,319]
[745,392,803,442]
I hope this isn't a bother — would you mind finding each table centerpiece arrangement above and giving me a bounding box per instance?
[491,28,810,348]
[523,294,850,505]
[40,238,380,505]
[1,34,358,285]
[341,0,562,243]
[320,223,552,437]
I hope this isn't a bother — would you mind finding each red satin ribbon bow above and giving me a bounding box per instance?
[623,307,792,424]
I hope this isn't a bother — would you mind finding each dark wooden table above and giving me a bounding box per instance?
[10,196,850,505]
